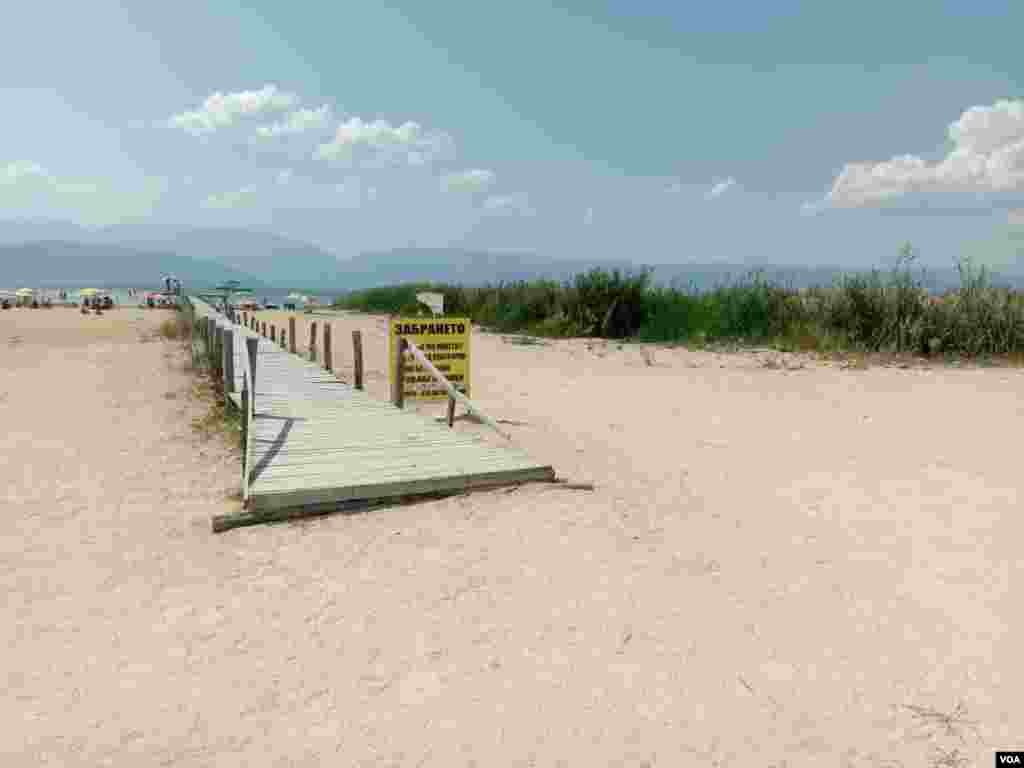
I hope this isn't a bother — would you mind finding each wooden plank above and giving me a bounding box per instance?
[250,466,556,512]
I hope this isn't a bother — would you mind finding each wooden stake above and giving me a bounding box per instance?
[309,321,318,362]
[404,338,510,440]
[245,337,258,411]
[393,338,406,408]
[323,323,332,372]
[223,327,235,394]
[353,330,364,390]
[289,316,297,354]
[447,395,456,427]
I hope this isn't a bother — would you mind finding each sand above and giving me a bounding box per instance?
[2,305,1021,766]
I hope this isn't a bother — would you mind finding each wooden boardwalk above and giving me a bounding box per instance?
[188,299,555,526]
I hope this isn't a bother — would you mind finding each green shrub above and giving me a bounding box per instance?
[331,254,1024,357]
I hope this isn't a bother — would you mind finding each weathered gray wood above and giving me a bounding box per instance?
[289,316,297,354]
[215,325,225,377]
[353,330,364,390]
[245,337,258,411]
[187,296,555,532]
[240,384,249,460]
[323,323,332,372]
[207,318,217,369]
[404,338,510,440]
[223,327,235,394]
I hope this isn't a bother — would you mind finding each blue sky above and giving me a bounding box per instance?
[2,0,1023,269]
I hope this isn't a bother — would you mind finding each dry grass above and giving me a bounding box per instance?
[157,313,192,341]
[903,701,981,744]
[926,746,971,768]
[188,371,241,449]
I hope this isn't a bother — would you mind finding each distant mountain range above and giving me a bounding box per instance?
[2,219,1023,294]
[0,241,266,289]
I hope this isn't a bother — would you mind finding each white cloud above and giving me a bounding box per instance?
[705,177,737,200]
[1,161,49,184]
[255,105,331,140]
[316,117,451,167]
[813,98,1024,210]
[170,85,297,136]
[440,168,495,193]
[1,161,164,226]
[482,194,534,216]
[201,186,257,209]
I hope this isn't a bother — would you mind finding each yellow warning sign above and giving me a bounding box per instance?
[388,317,471,400]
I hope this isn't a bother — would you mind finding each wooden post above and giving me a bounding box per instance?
[393,338,406,408]
[271,325,276,343]
[323,323,332,372]
[280,329,287,349]
[245,337,258,412]
[447,395,456,427]
[289,316,297,354]
[404,338,511,440]
[216,325,226,379]
[352,330,364,390]
[240,384,248,453]
[206,317,216,368]
[242,311,247,327]
[223,327,235,394]
[309,321,318,362]
[261,321,266,337]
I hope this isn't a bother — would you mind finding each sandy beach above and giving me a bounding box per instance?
[2,305,1021,766]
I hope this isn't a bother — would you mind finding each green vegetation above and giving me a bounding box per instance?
[155,306,242,448]
[332,247,1024,358]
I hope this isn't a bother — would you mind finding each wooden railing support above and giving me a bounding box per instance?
[223,327,235,394]
[245,337,258,412]
[352,331,364,390]
[393,338,406,408]
[403,338,510,440]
